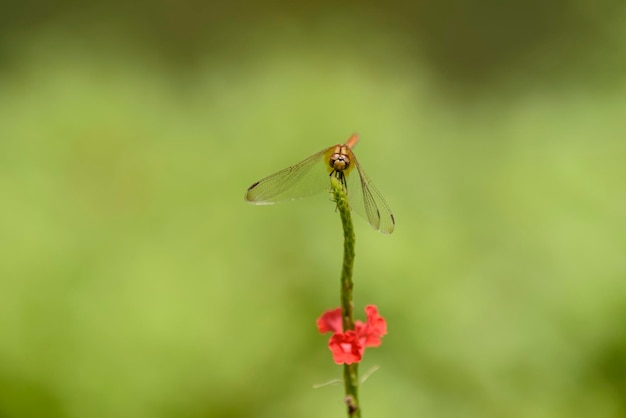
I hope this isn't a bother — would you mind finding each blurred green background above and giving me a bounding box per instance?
[1,1,625,417]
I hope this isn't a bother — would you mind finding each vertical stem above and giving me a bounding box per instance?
[330,177,360,418]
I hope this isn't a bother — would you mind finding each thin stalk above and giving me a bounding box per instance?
[330,176,360,418]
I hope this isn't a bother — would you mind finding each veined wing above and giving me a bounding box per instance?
[344,150,395,234]
[245,147,332,204]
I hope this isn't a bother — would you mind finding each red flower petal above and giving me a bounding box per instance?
[316,308,343,334]
[328,331,363,365]
[365,305,387,337]
[355,305,387,347]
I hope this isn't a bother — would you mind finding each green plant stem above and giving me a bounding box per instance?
[330,177,360,418]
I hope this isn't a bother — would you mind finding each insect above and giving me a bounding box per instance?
[245,134,395,234]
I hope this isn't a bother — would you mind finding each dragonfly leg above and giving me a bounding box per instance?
[329,170,348,192]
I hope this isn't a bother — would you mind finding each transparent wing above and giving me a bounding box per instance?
[245,147,332,204]
[344,151,395,234]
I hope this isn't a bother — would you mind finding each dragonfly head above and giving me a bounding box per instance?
[329,145,351,173]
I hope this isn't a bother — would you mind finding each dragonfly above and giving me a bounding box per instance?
[245,134,395,234]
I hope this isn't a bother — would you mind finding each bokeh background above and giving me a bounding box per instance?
[1,1,626,417]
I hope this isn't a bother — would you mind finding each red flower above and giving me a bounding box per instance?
[328,331,363,365]
[317,305,387,364]
[358,305,387,347]
[316,307,343,334]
